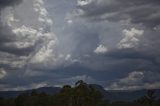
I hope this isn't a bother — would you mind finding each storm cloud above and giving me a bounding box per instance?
[0,0,160,90]
[0,0,22,8]
[77,0,160,28]
[0,0,23,55]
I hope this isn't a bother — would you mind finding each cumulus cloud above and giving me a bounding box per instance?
[106,71,160,90]
[106,71,144,90]
[0,0,60,71]
[94,44,108,54]
[77,0,92,6]
[118,28,144,49]
[119,71,144,85]
[0,68,7,79]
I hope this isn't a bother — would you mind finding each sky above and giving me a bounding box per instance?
[0,0,160,91]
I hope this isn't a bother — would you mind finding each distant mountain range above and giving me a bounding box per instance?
[0,85,160,101]
[0,87,60,99]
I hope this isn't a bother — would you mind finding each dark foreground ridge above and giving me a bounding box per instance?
[0,80,160,106]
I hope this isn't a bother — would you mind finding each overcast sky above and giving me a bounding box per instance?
[0,0,160,91]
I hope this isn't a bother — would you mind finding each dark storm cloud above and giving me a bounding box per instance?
[0,25,15,43]
[112,47,159,70]
[106,49,155,63]
[38,0,160,90]
[54,46,160,88]
[0,0,28,56]
[75,0,160,89]
[0,26,35,56]
[77,0,160,27]
[0,0,22,8]
[0,0,29,83]
[0,45,35,56]
[1,0,160,90]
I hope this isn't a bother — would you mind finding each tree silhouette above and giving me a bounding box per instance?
[146,90,156,106]
[137,90,156,106]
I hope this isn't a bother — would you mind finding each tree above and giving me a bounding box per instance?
[53,85,73,106]
[137,90,156,106]
[74,80,106,106]
[15,93,29,106]
[146,90,156,106]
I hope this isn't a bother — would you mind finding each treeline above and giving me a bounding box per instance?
[0,80,160,106]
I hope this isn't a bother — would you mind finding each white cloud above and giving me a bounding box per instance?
[5,25,38,49]
[33,0,53,26]
[120,71,144,84]
[0,0,61,69]
[118,28,144,49]
[106,71,160,90]
[0,68,7,79]
[94,44,108,54]
[30,40,57,64]
[77,0,92,6]
[0,52,27,68]
[106,71,144,90]
[67,19,73,24]
[65,54,71,61]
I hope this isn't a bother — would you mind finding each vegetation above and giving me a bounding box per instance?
[0,80,160,106]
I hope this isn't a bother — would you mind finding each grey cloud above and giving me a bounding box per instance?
[106,71,160,90]
[54,19,100,58]
[0,46,160,90]
[0,0,24,55]
[0,25,33,56]
[1,0,160,90]
[0,43,35,56]
[77,47,160,87]
[106,48,155,63]
[0,0,22,9]
[0,0,57,71]
[77,0,160,27]
[0,0,25,72]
